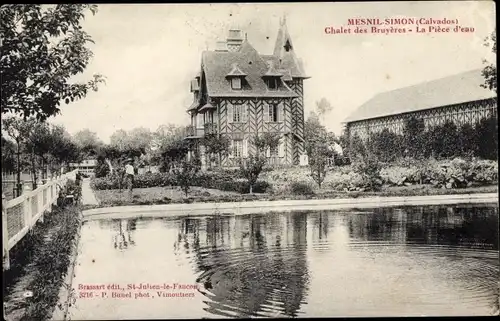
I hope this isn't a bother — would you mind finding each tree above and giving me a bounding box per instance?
[238,133,279,194]
[172,160,199,197]
[127,127,152,153]
[309,143,330,189]
[201,134,230,169]
[1,135,16,174]
[428,121,460,159]
[0,4,105,121]
[315,98,333,125]
[73,129,102,157]
[477,115,498,160]
[481,29,496,94]
[403,117,426,158]
[367,129,404,163]
[3,116,34,195]
[239,154,267,194]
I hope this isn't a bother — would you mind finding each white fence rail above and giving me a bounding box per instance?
[2,170,78,270]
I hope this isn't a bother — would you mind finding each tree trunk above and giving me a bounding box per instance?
[31,152,38,189]
[16,143,21,197]
[249,183,253,194]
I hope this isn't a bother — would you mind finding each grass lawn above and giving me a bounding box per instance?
[89,184,498,209]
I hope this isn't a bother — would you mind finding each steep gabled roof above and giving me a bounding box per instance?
[201,40,297,98]
[272,17,308,78]
[344,68,496,123]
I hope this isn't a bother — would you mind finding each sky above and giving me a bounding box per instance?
[49,1,496,143]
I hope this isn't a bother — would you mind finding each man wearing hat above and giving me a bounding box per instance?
[124,158,135,199]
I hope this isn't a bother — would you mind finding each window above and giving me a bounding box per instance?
[234,105,242,122]
[284,40,292,52]
[231,78,242,90]
[267,78,279,90]
[229,104,247,123]
[233,140,243,158]
[269,104,278,122]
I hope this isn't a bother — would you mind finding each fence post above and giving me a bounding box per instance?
[24,185,33,233]
[38,180,44,223]
[2,193,10,271]
[48,178,53,212]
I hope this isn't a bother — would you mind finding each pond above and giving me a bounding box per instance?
[67,204,499,319]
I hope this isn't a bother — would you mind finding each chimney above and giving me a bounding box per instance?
[215,41,228,52]
[227,29,243,52]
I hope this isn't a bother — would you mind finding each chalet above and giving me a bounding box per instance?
[69,159,97,176]
[343,68,497,140]
[185,17,309,167]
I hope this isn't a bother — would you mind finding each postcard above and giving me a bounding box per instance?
[1,1,498,320]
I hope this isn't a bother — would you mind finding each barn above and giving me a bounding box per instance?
[343,69,497,141]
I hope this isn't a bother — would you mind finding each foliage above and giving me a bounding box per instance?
[94,158,110,178]
[476,115,498,160]
[315,98,333,124]
[201,133,230,167]
[481,29,496,94]
[366,128,404,162]
[0,4,105,121]
[239,154,267,193]
[1,135,16,173]
[403,117,427,158]
[347,114,498,162]
[290,181,315,195]
[252,132,280,155]
[73,129,102,157]
[351,155,383,191]
[172,160,200,197]
[91,170,270,194]
[309,143,330,188]
[305,112,337,188]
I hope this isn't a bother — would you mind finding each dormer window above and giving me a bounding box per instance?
[231,77,242,90]
[263,60,283,91]
[226,63,247,91]
[266,78,279,90]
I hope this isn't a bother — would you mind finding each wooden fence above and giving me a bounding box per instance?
[2,170,78,270]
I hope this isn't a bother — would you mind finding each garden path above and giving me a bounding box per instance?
[81,178,98,205]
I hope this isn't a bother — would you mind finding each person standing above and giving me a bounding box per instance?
[124,159,135,199]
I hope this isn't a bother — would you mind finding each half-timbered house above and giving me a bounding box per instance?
[343,69,497,140]
[185,18,309,168]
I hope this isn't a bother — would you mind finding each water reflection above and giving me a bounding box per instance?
[174,212,310,318]
[71,205,499,318]
[173,205,498,317]
[113,218,137,250]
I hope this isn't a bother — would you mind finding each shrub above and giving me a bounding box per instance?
[90,169,271,194]
[290,181,315,195]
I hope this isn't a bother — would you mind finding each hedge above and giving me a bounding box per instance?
[90,170,270,194]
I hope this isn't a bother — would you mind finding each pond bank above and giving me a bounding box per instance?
[82,192,498,221]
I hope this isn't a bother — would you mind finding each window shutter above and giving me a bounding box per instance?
[266,146,271,157]
[242,104,248,123]
[278,138,285,157]
[228,105,234,123]
[229,140,234,158]
[278,103,284,122]
[263,103,269,122]
[243,139,248,158]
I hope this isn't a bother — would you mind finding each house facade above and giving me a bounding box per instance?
[185,18,309,167]
[343,69,497,141]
